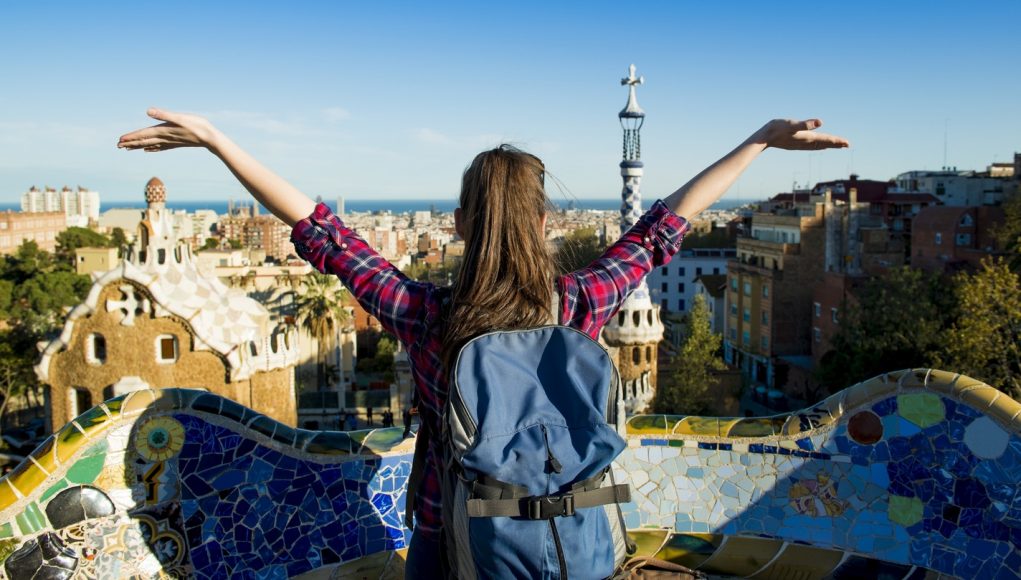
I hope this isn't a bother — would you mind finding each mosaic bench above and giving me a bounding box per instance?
[1,368,1019,579]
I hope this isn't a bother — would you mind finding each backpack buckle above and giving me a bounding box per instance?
[526,494,576,519]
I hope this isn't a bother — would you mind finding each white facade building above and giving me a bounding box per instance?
[21,185,101,227]
[648,248,736,314]
[893,169,1006,206]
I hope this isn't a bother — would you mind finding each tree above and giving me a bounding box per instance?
[556,227,605,274]
[202,238,219,250]
[937,259,1021,398]
[652,294,725,415]
[995,194,1021,269]
[295,272,350,390]
[55,227,111,264]
[0,337,36,442]
[816,267,951,392]
[110,227,128,250]
[227,239,243,250]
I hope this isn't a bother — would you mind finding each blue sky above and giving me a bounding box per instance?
[1,1,1018,204]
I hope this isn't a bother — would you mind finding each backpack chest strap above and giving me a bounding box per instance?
[466,483,631,519]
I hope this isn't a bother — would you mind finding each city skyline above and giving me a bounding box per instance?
[1,1,1019,203]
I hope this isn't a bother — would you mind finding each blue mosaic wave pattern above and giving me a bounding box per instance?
[0,369,1018,578]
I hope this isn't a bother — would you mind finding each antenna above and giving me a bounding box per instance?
[943,118,949,169]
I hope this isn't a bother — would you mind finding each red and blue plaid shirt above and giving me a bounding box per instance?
[291,200,689,537]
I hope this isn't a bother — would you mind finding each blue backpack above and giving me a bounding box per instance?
[411,317,634,579]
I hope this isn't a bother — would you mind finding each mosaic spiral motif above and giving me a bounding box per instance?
[0,369,1017,579]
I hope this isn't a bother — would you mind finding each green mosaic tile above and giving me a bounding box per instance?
[897,393,945,428]
[0,538,17,566]
[668,439,685,447]
[66,452,105,484]
[15,502,45,535]
[81,440,109,458]
[75,404,111,433]
[627,415,669,435]
[655,533,721,569]
[102,394,128,416]
[673,417,720,437]
[305,431,354,456]
[726,417,783,437]
[359,428,407,453]
[40,479,69,503]
[0,522,12,539]
[889,495,924,527]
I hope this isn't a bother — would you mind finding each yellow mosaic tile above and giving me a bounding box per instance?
[752,543,844,579]
[122,389,157,414]
[899,368,931,389]
[55,423,89,464]
[0,479,19,512]
[626,415,669,436]
[960,385,1002,411]
[28,437,56,475]
[698,536,783,577]
[75,405,112,435]
[102,394,128,416]
[654,532,721,569]
[841,380,877,412]
[726,418,778,438]
[673,417,720,437]
[627,529,670,558]
[7,458,49,497]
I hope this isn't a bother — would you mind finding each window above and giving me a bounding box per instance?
[831,308,839,323]
[813,302,821,317]
[743,308,751,323]
[661,282,668,293]
[69,387,92,418]
[762,284,769,298]
[730,277,738,291]
[761,311,769,325]
[678,267,686,276]
[678,299,686,311]
[742,330,751,346]
[955,233,971,246]
[646,346,652,362]
[713,268,720,275]
[632,311,641,326]
[696,267,703,276]
[661,299,668,309]
[813,327,822,343]
[661,267,668,275]
[677,283,685,293]
[156,335,179,363]
[87,334,107,365]
[760,336,768,351]
[730,303,738,316]
[959,214,974,227]
[728,328,736,340]
[935,232,942,246]
[743,282,751,296]
[632,348,640,364]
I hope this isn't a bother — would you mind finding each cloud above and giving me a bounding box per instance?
[413,128,454,146]
[323,107,351,122]
[201,110,316,137]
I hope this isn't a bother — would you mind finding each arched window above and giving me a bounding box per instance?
[632,347,640,364]
[156,335,179,363]
[618,312,625,326]
[646,346,652,362]
[69,387,92,418]
[87,333,106,365]
[632,311,641,327]
[647,310,653,325]
[157,248,167,264]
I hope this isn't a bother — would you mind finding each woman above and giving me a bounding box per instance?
[119,109,847,576]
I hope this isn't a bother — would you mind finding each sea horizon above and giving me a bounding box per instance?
[0,197,758,215]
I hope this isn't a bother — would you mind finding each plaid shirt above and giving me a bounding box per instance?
[291,199,689,538]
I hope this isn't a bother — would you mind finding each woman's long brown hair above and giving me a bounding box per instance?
[440,145,556,372]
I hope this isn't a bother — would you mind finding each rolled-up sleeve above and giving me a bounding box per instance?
[560,199,689,338]
[291,203,434,349]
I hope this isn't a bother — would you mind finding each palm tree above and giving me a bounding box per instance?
[295,272,351,391]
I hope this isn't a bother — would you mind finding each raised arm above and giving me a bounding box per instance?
[117,108,315,226]
[665,119,849,220]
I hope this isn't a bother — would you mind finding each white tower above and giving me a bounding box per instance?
[601,65,665,415]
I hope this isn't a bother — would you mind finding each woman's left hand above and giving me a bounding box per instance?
[751,119,850,151]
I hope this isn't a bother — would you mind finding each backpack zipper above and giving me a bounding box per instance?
[549,518,568,580]
[540,424,563,475]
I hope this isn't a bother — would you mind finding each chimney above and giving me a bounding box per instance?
[849,187,858,206]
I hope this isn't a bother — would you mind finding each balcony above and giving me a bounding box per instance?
[0,369,1015,578]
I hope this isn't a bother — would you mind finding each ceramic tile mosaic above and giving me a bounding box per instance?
[0,369,1018,579]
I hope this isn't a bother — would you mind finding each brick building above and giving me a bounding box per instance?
[910,206,1006,273]
[0,210,66,254]
[218,202,293,261]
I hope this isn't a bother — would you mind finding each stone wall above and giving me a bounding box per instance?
[1,369,1018,578]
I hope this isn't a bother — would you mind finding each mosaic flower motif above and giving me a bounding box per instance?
[134,417,185,462]
[789,473,848,517]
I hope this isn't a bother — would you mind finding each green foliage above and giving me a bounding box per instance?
[202,238,220,250]
[227,239,243,250]
[295,272,350,389]
[357,334,398,382]
[995,194,1021,269]
[652,294,725,415]
[556,227,606,274]
[817,267,952,392]
[937,259,1021,397]
[0,240,91,334]
[110,227,128,249]
[55,227,112,264]
[403,259,460,284]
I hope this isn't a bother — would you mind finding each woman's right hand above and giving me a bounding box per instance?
[117,108,221,153]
